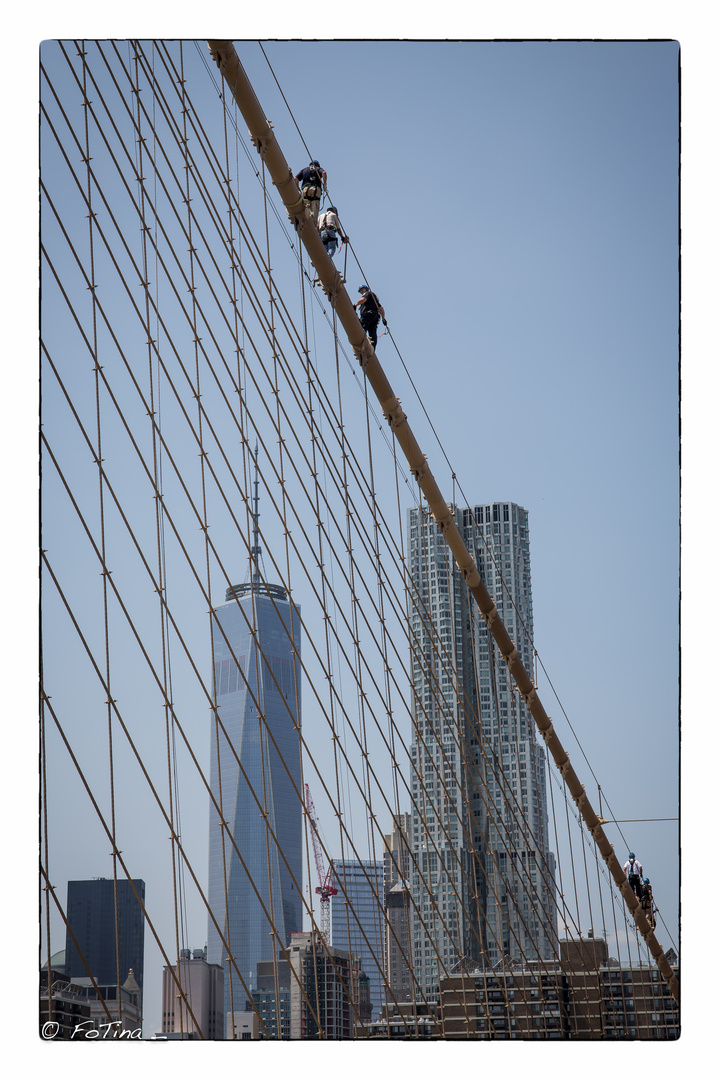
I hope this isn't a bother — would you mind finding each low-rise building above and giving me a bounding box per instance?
[439,939,679,1039]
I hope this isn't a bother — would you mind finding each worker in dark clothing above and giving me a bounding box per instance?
[640,878,656,928]
[354,285,386,348]
[294,160,327,223]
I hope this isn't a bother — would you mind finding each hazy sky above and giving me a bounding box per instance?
[9,2,718,1067]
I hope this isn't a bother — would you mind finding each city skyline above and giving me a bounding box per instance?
[34,29,683,1049]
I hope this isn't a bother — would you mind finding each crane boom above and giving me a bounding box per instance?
[304,784,337,943]
[208,39,679,1005]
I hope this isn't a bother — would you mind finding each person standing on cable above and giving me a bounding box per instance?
[639,878,656,928]
[623,852,643,898]
[317,206,348,259]
[294,160,327,223]
[354,284,386,349]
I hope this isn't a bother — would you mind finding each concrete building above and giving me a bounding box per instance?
[227,1009,260,1040]
[358,1002,441,1040]
[161,946,224,1040]
[439,938,679,1039]
[40,968,93,1040]
[407,503,557,998]
[382,816,412,1003]
[287,930,367,1039]
[330,858,385,1019]
[41,967,142,1039]
[64,877,145,1017]
[206,465,302,1018]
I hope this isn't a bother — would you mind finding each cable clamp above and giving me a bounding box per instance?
[435,507,454,534]
[319,268,342,305]
[484,602,499,628]
[501,645,519,670]
[461,562,481,589]
[383,397,407,428]
[522,684,539,709]
[411,456,429,483]
[353,338,375,370]
[250,124,274,158]
[539,720,554,744]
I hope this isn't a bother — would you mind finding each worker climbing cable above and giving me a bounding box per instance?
[623,852,643,898]
[354,284,387,349]
[294,159,327,224]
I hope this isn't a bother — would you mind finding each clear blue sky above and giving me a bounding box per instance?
[8,6,718,1064]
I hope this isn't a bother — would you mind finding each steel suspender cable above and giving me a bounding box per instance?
[207,38,678,1005]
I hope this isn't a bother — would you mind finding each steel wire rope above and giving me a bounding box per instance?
[245,41,602,972]
[294,239,360,1028]
[464,509,634,976]
[214,58,250,1034]
[79,38,125,1023]
[331,299,393,1029]
[188,38,421,513]
[39,230,446,1010]
[253,146,287,1026]
[118,42,427,630]
[45,219,524,1036]
[293,238,338,991]
[40,274,399,1032]
[39,688,237,1040]
[199,31,677,1002]
[252,24,675,936]
[41,513,326,1037]
[40,185,578,1028]
[356,220,674,995]
[356,319,404,1024]
[55,39,414,630]
[403,505,617,1010]
[39,864,121,1032]
[130,38,191,1033]
[39,157,349,1028]
[43,38,634,1023]
[544,758,664,961]
[40,190,405,1032]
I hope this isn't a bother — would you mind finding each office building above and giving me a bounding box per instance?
[382,813,411,897]
[161,946,224,1040]
[330,858,385,1019]
[382,816,412,1002]
[206,468,302,1019]
[287,930,367,1039]
[407,502,556,998]
[64,877,145,1015]
[251,958,291,1039]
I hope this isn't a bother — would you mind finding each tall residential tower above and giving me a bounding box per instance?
[407,502,556,999]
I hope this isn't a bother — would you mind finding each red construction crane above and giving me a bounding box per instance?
[305,783,337,943]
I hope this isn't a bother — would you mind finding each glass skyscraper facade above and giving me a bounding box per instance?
[407,502,556,999]
[206,575,302,1021]
[64,878,145,994]
[330,859,385,1020]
